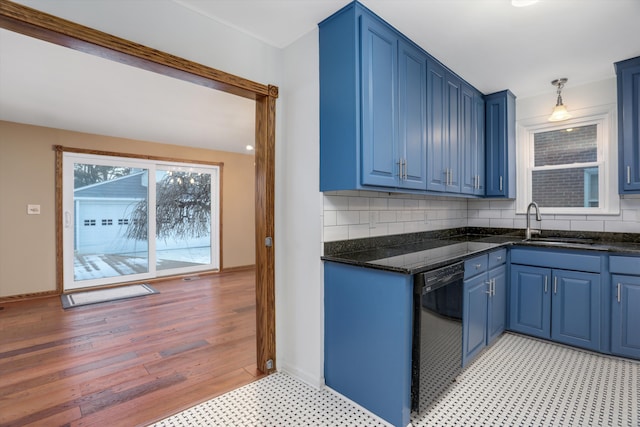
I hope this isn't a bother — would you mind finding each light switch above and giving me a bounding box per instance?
[27,204,41,215]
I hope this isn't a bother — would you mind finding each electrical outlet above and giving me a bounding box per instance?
[27,204,41,215]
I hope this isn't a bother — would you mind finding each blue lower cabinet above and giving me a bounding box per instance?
[324,262,413,427]
[487,265,507,343]
[510,264,602,352]
[463,274,488,366]
[611,275,640,359]
[551,270,601,351]
[509,265,551,339]
[463,257,506,367]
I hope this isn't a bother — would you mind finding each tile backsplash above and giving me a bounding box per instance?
[467,197,640,233]
[322,191,467,242]
[322,191,640,243]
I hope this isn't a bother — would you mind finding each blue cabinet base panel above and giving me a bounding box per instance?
[324,262,413,427]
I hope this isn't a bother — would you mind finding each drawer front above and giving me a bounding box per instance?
[465,254,488,279]
[488,249,507,269]
[610,255,640,275]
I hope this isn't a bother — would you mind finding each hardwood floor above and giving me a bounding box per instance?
[0,268,264,427]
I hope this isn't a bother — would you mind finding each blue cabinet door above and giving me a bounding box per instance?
[485,90,516,198]
[397,40,427,190]
[488,264,507,344]
[615,56,640,193]
[360,14,398,188]
[611,275,640,359]
[426,59,447,192]
[463,273,489,367]
[551,270,601,352]
[461,85,485,195]
[510,264,551,339]
[445,73,461,193]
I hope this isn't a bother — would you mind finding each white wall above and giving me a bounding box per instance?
[469,78,640,233]
[278,29,324,386]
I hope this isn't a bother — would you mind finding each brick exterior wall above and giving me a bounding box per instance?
[532,125,598,207]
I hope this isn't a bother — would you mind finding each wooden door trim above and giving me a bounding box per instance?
[0,0,277,374]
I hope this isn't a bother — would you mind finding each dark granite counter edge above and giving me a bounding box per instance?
[322,227,640,275]
[324,227,640,256]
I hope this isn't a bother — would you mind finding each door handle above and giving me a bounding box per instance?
[554,276,557,294]
[617,283,621,303]
[499,176,503,192]
[544,276,548,293]
[627,166,631,185]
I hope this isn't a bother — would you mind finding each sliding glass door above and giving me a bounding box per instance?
[63,153,219,290]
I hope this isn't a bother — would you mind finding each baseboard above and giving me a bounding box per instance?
[0,289,58,304]
[278,364,325,390]
[219,264,256,273]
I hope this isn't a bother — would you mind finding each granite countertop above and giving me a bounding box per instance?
[322,227,640,275]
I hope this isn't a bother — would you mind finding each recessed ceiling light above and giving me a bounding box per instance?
[245,145,254,151]
[512,0,538,7]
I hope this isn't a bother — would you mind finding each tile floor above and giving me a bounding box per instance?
[151,333,639,427]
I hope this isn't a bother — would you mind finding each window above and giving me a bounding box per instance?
[517,106,619,215]
[63,152,221,290]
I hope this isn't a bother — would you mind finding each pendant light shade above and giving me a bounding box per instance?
[548,78,571,122]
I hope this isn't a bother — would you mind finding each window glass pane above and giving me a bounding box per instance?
[74,164,149,281]
[155,169,212,271]
[534,124,597,167]
[532,167,599,208]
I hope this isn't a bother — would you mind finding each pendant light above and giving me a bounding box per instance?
[548,78,571,122]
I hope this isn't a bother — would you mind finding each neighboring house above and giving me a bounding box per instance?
[74,171,149,255]
[74,171,209,255]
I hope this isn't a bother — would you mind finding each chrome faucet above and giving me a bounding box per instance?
[525,201,542,240]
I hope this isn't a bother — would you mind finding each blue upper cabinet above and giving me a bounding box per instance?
[360,14,398,188]
[615,56,640,194]
[485,90,516,198]
[426,63,479,194]
[319,2,427,192]
[461,84,485,195]
[426,59,447,192]
[319,1,496,196]
[397,40,428,189]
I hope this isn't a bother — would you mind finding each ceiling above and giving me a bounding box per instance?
[1,0,639,152]
[178,0,640,97]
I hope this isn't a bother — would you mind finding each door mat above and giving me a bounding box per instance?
[61,284,159,309]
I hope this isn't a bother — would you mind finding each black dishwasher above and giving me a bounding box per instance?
[411,261,464,414]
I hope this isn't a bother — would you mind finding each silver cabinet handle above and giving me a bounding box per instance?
[403,159,407,180]
[475,263,482,269]
[492,278,496,296]
[627,166,631,185]
[544,276,548,293]
[499,175,503,191]
[398,159,402,179]
[496,256,503,261]
[554,276,558,294]
[617,283,621,303]
[486,280,492,294]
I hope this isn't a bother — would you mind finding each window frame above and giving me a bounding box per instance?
[516,104,619,215]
